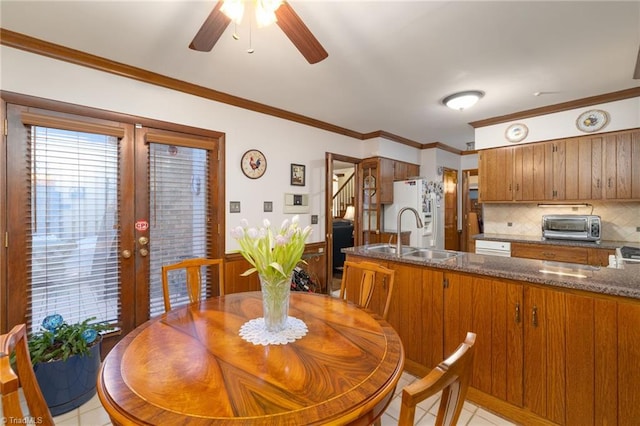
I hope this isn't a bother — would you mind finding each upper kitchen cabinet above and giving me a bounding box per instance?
[514,143,547,201]
[602,130,640,200]
[478,146,514,202]
[358,157,419,244]
[359,157,392,244]
[393,160,420,181]
[479,128,640,203]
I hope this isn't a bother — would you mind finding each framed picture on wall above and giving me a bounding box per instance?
[291,164,305,186]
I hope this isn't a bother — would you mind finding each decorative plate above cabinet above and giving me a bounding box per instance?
[505,123,528,143]
[576,109,609,133]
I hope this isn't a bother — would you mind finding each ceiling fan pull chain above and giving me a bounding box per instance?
[247,18,254,53]
[232,22,239,40]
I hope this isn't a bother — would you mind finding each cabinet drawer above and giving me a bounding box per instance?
[512,243,589,264]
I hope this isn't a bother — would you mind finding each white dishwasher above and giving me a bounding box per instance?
[475,240,511,257]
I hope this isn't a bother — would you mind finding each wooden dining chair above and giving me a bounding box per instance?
[338,260,395,320]
[398,332,477,426]
[1,324,55,425]
[161,258,225,312]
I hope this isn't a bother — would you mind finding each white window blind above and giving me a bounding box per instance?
[148,143,212,317]
[28,126,120,333]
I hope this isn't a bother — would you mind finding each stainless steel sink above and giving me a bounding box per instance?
[364,244,460,262]
[364,244,417,256]
[401,248,460,261]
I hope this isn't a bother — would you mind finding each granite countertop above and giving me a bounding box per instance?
[343,245,640,300]
[472,233,636,250]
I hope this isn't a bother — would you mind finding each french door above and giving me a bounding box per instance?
[4,103,224,348]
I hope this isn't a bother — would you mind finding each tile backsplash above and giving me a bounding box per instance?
[483,202,640,243]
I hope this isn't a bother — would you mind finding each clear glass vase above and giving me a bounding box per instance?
[259,273,292,332]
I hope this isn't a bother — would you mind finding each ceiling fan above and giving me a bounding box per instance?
[189,0,328,64]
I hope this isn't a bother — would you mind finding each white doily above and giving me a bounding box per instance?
[239,316,308,346]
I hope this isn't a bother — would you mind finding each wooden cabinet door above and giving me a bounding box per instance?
[393,161,407,181]
[603,131,639,200]
[378,158,395,204]
[420,268,444,369]
[393,161,421,181]
[479,147,514,202]
[524,286,566,424]
[443,273,523,406]
[513,143,546,201]
[617,300,640,425]
[492,279,524,407]
[545,140,566,200]
[575,136,604,200]
[564,138,580,200]
[565,294,618,425]
[406,163,420,179]
[633,130,640,199]
[385,262,423,363]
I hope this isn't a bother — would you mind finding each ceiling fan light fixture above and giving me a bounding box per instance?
[442,90,485,111]
[221,0,245,24]
[256,0,282,27]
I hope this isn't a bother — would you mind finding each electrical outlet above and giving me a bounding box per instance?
[507,222,513,227]
[311,215,318,224]
[229,201,241,213]
[264,201,273,212]
[637,226,640,232]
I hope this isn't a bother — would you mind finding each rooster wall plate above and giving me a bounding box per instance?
[241,149,267,179]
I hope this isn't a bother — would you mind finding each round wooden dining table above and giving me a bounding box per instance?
[97,291,405,425]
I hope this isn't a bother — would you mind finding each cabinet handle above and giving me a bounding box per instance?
[515,303,521,323]
[596,179,601,188]
[608,178,612,188]
[542,251,555,258]
[516,183,520,191]
[532,306,538,327]
[508,184,512,191]
[443,278,449,289]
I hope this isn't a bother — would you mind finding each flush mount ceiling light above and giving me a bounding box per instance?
[442,91,485,111]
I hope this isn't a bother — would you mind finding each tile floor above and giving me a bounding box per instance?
[47,371,517,425]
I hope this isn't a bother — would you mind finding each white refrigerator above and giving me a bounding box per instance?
[383,179,440,248]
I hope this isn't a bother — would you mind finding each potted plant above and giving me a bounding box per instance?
[27,314,111,416]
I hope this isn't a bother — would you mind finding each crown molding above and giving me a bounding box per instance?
[469,87,640,129]
[3,28,634,156]
[0,28,362,139]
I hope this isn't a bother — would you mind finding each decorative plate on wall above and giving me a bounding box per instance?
[241,149,267,179]
[505,123,529,143]
[576,109,609,133]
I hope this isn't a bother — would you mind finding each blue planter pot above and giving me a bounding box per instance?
[33,340,102,416]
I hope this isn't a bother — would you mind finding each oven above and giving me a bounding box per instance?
[542,215,601,243]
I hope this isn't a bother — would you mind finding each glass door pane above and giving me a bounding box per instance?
[28,126,120,333]
[147,143,212,317]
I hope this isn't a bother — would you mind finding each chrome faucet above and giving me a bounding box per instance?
[396,207,423,254]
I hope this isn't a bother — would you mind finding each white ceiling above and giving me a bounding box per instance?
[2,1,639,151]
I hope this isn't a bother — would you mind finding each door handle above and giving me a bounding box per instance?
[121,250,132,259]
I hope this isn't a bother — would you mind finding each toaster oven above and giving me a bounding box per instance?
[542,215,601,243]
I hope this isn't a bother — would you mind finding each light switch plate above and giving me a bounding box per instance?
[311,215,318,224]
[230,201,241,213]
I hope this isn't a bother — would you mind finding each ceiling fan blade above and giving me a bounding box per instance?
[189,1,231,52]
[634,45,640,79]
[275,2,328,64]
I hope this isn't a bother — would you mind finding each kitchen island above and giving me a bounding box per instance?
[343,244,640,426]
